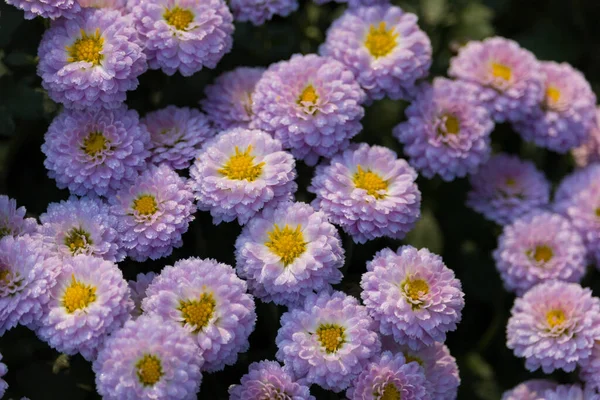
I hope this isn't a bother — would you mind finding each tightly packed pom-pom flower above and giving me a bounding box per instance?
[235,201,344,307]
[78,0,127,10]
[141,106,214,170]
[109,164,195,261]
[542,385,598,400]
[275,290,380,392]
[42,106,150,197]
[448,36,543,122]
[320,4,431,101]
[130,0,233,76]
[573,108,600,167]
[0,195,37,239]
[579,343,600,392]
[0,353,6,399]
[36,254,133,361]
[5,0,80,20]
[93,315,203,400]
[514,62,597,152]
[229,0,298,25]
[37,8,146,110]
[393,78,494,181]
[201,67,265,130]
[467,153,550,225]
[309,143,421,243]
[554,164,600,204]
[189,128,296,225]
[128,272,156,317]
[493,211,587,295]
[501,380,558,400]
[252,54,365,165]
[506,280,600,373]
[361,246,465,350]
[229,360,315,400]
[142,258,256,372]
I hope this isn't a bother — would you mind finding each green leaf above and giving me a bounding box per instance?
[403,209,444,254]
[420,0,447,26]
[0,106,15,136]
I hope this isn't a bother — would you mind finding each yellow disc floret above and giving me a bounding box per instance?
[380,383,401,400]
[353,165,388,199]
[179,293,216,332]
[218,145,265,181]
[365,22,399,58]
[546,309,566,328]
[164,7,194,31]
[532,245,553,263]
[490,62,512,83]
[62,275,97,313]
[136,354,163,386]
[265,224,307,266]
[82,132,109,156]
[316,323,345,354]
[64,227,93,254]
[438,113,460,136]
[132,195,158,216]
[66,29,104,65]
[402,277,429,308]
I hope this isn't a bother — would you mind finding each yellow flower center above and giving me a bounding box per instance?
[353,165,388,199]
[64,227,93,254]
[316,324,345,354]
[545,86,561,108]
[0,269,10,285]
[405,354,423,366]
[66,29,104,65]
[164,7,194,30]
[402,277,429,307]
[218,145,265,181]
[82,132,109,156]
[438,113,460,136]
[132,195,158,216]
[595,207,600,218]
[136,354,163,386]
[546,309,565,328]
[490,62,512,82]
[532,245,553,263]
[380,383,401,400]
[364,22,398,58]
[0,226,12,239]
[298,85,318,104]
[62,275,97,313]
[179,293,216,332]
[505,177,516,186]
[265,224,307,266]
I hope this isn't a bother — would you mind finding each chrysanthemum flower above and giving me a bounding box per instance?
[467,153,550,225]
[320,4,431,102]
[42,106,150,198]
[142,258,256,372]
[78,0,127,10]
[5,0,80,19]
[235,201,344,307]
[554,164,600,204]
[448,36,544,123]
[309,143,421,243]
[93,315,203,400]
[501,380,558,400]
[393,78,494,181]
[128,272,156,318]
[493,211,587,295]
[109,164,195,262]
[275,290,381,392]
[201,67,265,131]
[229,360,315,400]
[141,106,214,170]
[506,280,600,373]
[0,353,7,399]
[361,246,465,351]
[189,128,296,225]
[130,0,233,76]
[579,342,600,392]
[36,254,133,361]
[230,0,298,25]
[37,8,146,110]
[252,54,366,166]
[542,385,599,400]
[573,108,600,168]
[514,62,597,152]
[0,195,37,239]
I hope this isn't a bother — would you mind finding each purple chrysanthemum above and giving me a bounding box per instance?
[0,353,6,399]
[142,257,256,372]
[580,342,600,391]
[448,36,544,123]
[235,201,344,307]
[362,246,465,351]
[320,4,431,102]
[275,290,381,392]
[501,380,558,400]
[514,62,597,153]
[0,195,37,239]
[493,211,587,295]
[36,254,133,361]
[130,0,233,76]
[37,8,146,110]
[128,272,156,317]
[42,106,150,198]
[309,143,421,243]
[554,164,600,204]
[229,360,315,400]
[467,153,550,225]
[189,128,297,225]
[393,78,494,181]
[141,106,214,170]
[573,108,600,168]
[543,385,599,400]
[252,54,366,166]
[78,0,127,10]
[230,0,298,25]
[506,280,600,373]
[5,0,80,19]
[93,315,203,400]
[109,164,195,262]
[201,67,265,131]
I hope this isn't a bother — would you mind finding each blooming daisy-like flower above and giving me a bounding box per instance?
[506,280,600,373]
[130,0,233,76]
[252,54,366,166]
[448,36,544,122]
[229,0,298,25]
[0,353,7,398]
[93,315,203,400]
[543,385,599,400]
[109,164,195,262]
[0,195,37,239]
[393,78,494,181]
[201,67,265,130]
[275,290,381,392]
[501,380,558,400]
[36,254,133,361]
[42,106,150,198]
[142,258,256,372]
[128,272,156,317]
[141,106,214,170]
[573,108,600,168]
[467,153,550,225]
[189,128,296,225]
[514,62,597,153]
[320,4,431,102]
[579,342,600,392]
[37,8,146,110]
[5,0,80,19]
[235,201,344,307]
[229,360,315,400]
[493,211,587,295]
[309,143,421,243]
[361,246,465,351]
